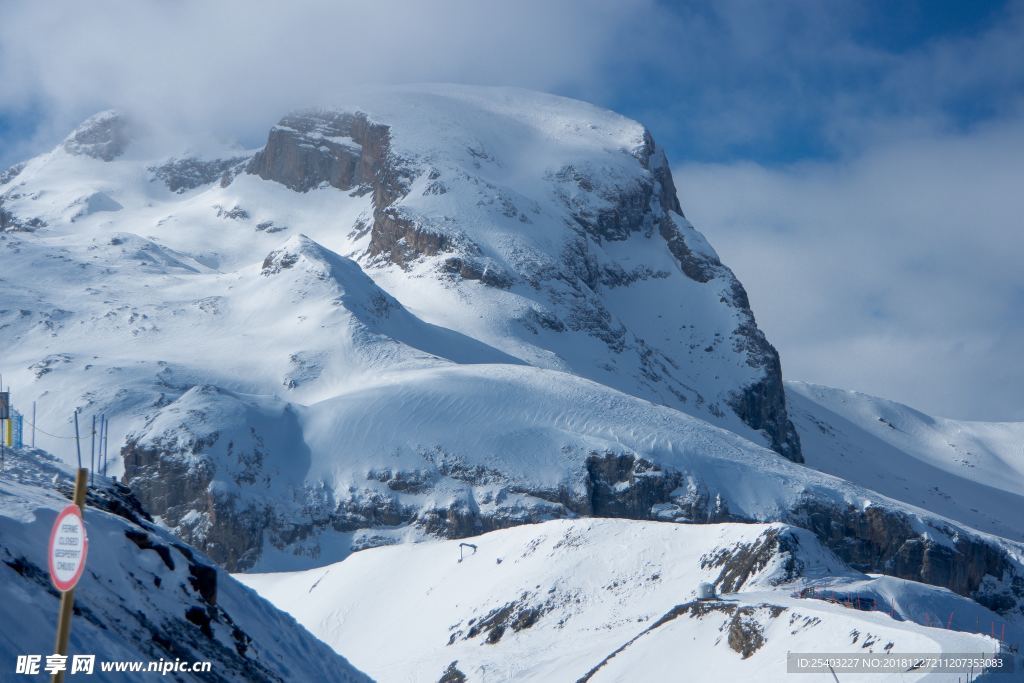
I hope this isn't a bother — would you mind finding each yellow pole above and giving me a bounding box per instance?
[52,468,87,683]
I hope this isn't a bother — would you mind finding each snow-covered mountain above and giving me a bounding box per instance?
[0,446,369,682]
[0,85,799,569]
[238,518,1017,682]
[788,382,1024,544]
[2,85,1023,643]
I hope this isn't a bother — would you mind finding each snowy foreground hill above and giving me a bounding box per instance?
[2,84,1024,679]
[0,447,369,682]
[239,518,1016,682]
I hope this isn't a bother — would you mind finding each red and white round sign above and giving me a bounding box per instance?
[48,504,88,592]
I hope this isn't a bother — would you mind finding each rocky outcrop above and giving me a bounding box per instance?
[248,111,398,195]
[368,206,450,267]
[247,110,460,269]
[150,156,249,193]
[0,200,46,232]
[700,527,802,593]
[0,162,25,187]
[789,501,1024,616]
[62,110,130,161]
[727,329,803,463]
[574,464,1023,617]
[0,447,369,682]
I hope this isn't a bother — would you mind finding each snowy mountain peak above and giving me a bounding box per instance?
[260,233,351,276]
[61,109,131,161]
[240,86,801,460]
[1,84,819,573]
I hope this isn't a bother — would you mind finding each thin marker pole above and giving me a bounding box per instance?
[101,416,108,477]
[73,411,81,470]
[32,401,36,448]
[98,415,105,478]
[90,415,96,487]
[52,467,88,683]
[105,419,111,477]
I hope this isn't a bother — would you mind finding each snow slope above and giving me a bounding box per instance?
[238,518,1017,682]
[789,381,1024,542]
[121,355,1024,629]
[0,447,369,683]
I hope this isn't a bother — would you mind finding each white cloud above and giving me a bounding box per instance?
[0,0,661,158]
[676,118,1024,420]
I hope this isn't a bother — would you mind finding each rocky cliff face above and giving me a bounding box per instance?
[247,111,404,198]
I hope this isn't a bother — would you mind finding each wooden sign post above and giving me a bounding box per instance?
[49,468,89,683]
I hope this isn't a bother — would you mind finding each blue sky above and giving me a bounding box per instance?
[1,0,1021,419]
[599,0,1018,164]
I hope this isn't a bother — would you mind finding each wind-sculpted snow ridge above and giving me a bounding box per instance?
[0,447,370,682]
[238,518,1018,682]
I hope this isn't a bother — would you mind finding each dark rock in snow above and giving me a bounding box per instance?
[150,156,250,193]
[62,110,131,161]
[0,161,25,186]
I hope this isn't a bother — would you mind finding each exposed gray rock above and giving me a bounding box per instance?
[789,500,1024,617]
[0,200,46,232]
[248,110,406,198]
[255,220,287,233]
[442,256,514,288]
[439,661,467,683]
[0,162,25,187]
[62,110,130,161]
[368,206,451,267]
[700,527,802,593]
[728,321,803,463]
[554,131,799,461]
[248,110,462,271]
[150,156,250,193]
[215,205,249,221]
[1,447,370,683]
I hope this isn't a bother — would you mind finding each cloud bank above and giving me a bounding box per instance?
[0,0,659,159]
[677,118,1024,420]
